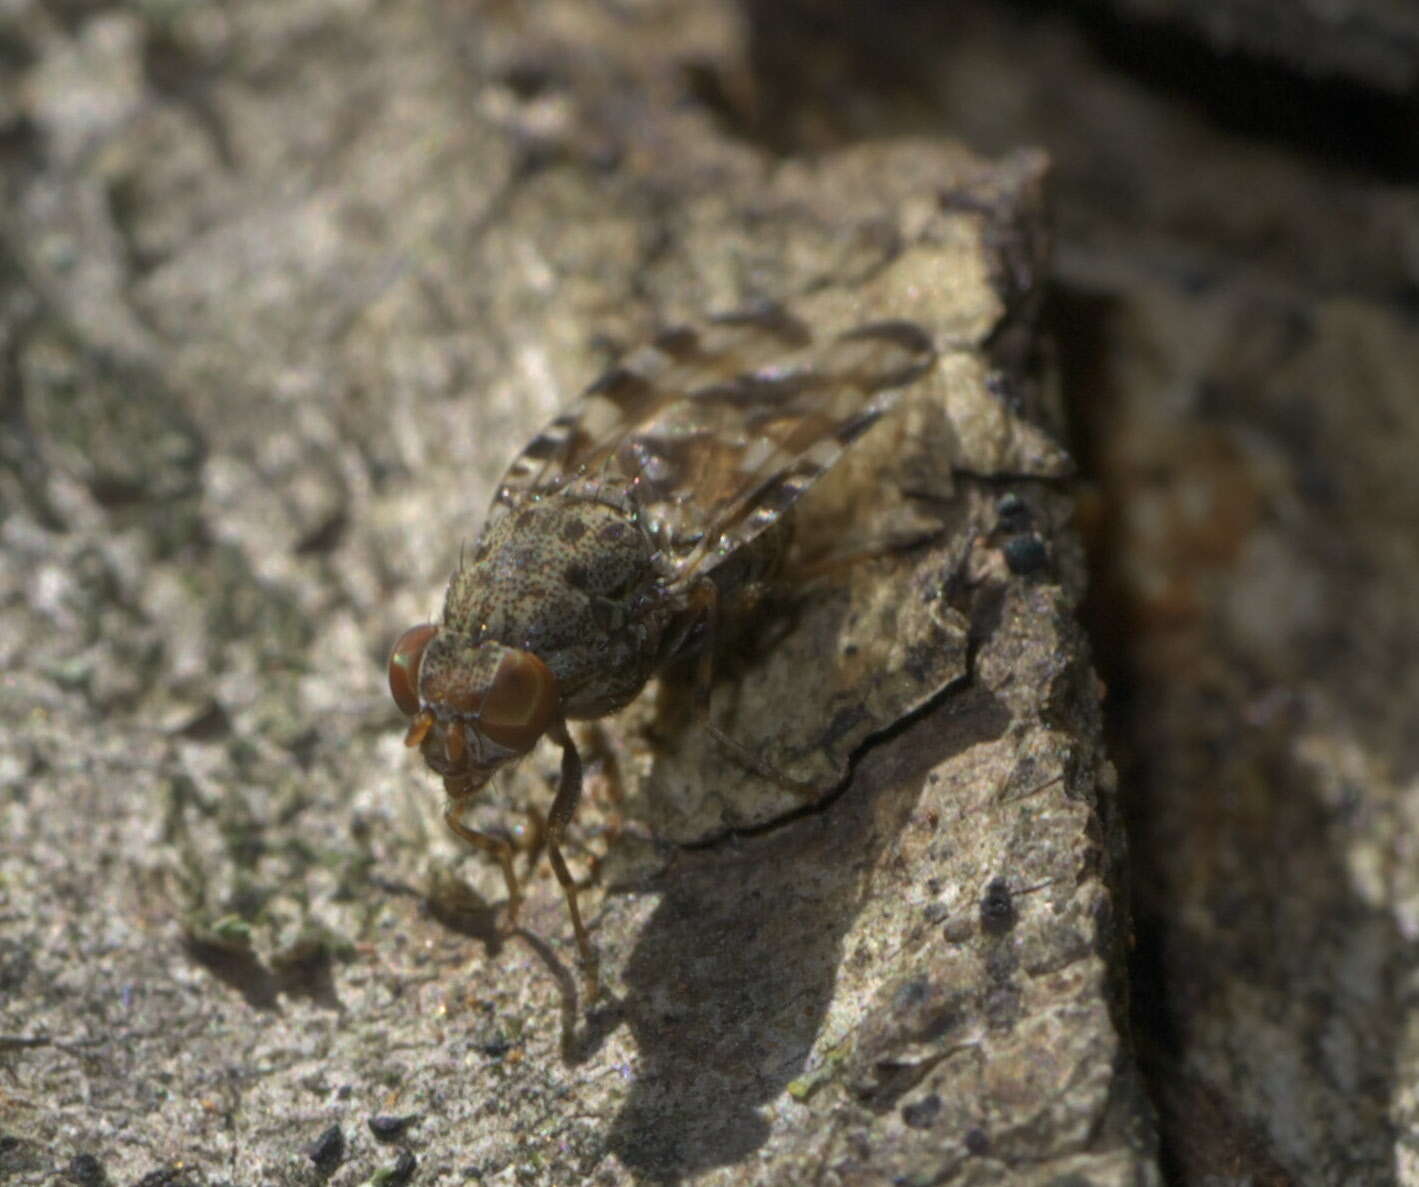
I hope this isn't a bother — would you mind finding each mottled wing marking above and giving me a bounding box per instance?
[485,306,936,586]
[487,306,812,523]
[632,320,936,578]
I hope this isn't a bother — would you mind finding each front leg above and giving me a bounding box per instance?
[443,784,523,930]
[545,718,599,1002]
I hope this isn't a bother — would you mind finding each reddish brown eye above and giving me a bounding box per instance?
[477,649,558,751]
[388,623,438,717]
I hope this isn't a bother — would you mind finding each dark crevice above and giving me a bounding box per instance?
[1050,275,1315,1184]
[1052,0,1419,183]
[735,0,1419,181]
[1050,277,1182,1178]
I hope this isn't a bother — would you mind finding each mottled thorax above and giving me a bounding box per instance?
[443,487,670,714]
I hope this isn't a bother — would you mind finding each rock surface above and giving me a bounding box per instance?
[736,4,1419,1179]
[0,2,1135,1185]
[9,0,1411,1184]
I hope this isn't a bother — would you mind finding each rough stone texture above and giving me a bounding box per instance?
[11,0,1409,1183]
[0,2,1136,1186]
[723,4,1419,1178]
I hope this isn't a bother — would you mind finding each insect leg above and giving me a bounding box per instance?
[574,722,634,873]
[686,577,720,712]
[545,719,599,1002]
[707,722,817,797]
[687,577,818,797]
[443,788,522,930]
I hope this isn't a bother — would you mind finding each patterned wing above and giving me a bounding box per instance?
[486,306,812,520]
[486,306,935,582]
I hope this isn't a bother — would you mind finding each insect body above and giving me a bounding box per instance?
[389,305,935,999]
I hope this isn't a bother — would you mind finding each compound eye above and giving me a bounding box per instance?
[477,649,558,752]
[388,623,438,717]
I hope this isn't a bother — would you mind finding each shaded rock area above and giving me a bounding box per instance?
[1,2,1412,1187]
[1083,0,1419,92]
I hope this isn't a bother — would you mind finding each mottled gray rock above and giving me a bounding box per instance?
[0,2,1137,1186]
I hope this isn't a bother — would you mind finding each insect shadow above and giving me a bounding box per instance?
[602,678,1011,1181]
[183,935,343,1015]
